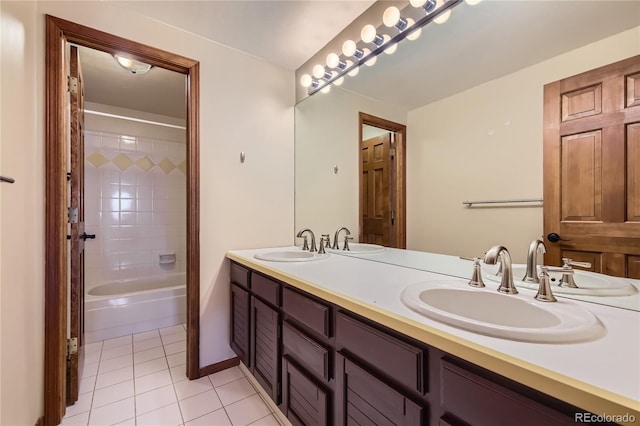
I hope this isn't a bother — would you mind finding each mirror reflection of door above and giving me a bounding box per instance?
[543,54,640,278]
[359,113,406,248]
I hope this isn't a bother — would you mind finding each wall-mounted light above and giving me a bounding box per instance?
[301,0,482,96]
[113,55,152,75]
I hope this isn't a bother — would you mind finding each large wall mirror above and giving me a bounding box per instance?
[294,0,640,310]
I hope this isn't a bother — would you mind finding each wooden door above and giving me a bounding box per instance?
[543,55,640,278]
[361,134,392,246]
[67,44,86,404]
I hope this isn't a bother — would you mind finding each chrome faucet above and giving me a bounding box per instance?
[460,257,486,288]
[484,245,518,294]
[333,227,351,250]
[523,239,546,284]
[296,228,317,252]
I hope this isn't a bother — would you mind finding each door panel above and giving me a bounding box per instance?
[544,54,640,277]
[68,44,85,405]
[361,134,391,245]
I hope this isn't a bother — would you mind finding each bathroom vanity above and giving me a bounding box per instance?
[226,247,640,425]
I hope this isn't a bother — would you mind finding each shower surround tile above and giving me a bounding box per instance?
[84,130,186,293]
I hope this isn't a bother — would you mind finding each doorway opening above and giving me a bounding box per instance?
[358,112,406,248]
[45,15,200,426]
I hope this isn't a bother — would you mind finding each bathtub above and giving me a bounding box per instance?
[85,273,186,343]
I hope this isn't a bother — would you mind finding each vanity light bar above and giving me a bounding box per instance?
[304,0,466,96]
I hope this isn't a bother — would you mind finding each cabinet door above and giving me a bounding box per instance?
[282,356,329,426]
[335,353,424,426]
[230,283,250,366]
[251,297,281,403]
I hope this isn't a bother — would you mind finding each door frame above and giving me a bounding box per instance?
[45,15,200,425]
[358,112,406,248]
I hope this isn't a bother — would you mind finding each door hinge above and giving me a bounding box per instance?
[68,207,78,224]
[391,210,395,225]
[390,147,396,158]
[67,337,78,357]
[67,76,78,94]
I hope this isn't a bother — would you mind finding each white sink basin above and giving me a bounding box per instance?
[484,265,637,297]
[254,250,329,262]
[401,281,605,343]
[328,243,385,254]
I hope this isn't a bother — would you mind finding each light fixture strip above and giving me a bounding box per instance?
[307,0,464,96]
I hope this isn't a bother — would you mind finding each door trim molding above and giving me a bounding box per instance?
[44,15,200,425]
[358,113,407,248]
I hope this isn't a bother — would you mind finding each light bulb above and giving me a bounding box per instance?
[363,48,376,67]
[383,35,397,55]
[361,24,377,44]
[326,53,340,68]
[320,84,331,94]
[383,6,400,27]
[300,74,312,88]
[342,40,357,57]
[312,64,326,79]
[346,60,359,77]
[405,18,422,41]
[434,9,451,24]
[465,0,482,4]
[334,76,344,86]
[409,0,426,7]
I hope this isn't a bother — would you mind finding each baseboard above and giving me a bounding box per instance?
[198,356,239,377]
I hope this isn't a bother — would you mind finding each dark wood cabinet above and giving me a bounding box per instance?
[229,260,591,426]
[282,355,330,426]
[250,296,281,403]
[335,353,424,426]
[230,283,250,366]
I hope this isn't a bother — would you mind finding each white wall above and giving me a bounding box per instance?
[1,1,44,424]
[295,86,408,239]
[406,26,640,263]
[1,1,294,424]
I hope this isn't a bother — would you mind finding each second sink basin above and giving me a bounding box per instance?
[254,250,329,262]
[401,280,605,343]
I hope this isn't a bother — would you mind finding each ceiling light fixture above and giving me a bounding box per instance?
[113,54,152,75]
[302,0,475,95]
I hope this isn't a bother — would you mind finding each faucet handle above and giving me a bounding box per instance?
[562,258,591,269]
[535,267,557,302]
[318,236,326,254]
[321,234,331,249]
[468,257,485,288]
[343,236,353,251]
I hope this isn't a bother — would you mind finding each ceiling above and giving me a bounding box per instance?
[81,0,640,119]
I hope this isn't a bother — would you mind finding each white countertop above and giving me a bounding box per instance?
[227,246,640,419]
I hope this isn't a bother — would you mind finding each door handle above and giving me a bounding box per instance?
[1,176,15,183]
[547,233,570,243]
[82,232,96,241]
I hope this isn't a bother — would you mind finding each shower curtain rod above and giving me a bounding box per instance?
[84,109,186,130]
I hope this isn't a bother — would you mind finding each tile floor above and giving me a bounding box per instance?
[61,325,282,426]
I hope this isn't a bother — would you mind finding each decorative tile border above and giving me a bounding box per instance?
[86,149,186,175]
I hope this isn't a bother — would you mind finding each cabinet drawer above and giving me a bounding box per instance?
[283,321,330,380]
[230,262,250,289]
[282,356,329,426]
[441,358,575,426]
[336,312,427,394]
[283,287,331,338]
[252,273,280,306]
